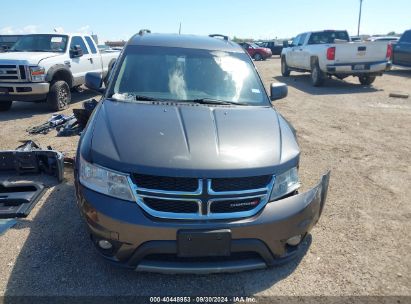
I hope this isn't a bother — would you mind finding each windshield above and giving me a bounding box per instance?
[110,45,269,106]
[11,35,68,52]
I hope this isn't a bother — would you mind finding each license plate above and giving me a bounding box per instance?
[177,229,231,257]
[353,64,365,70]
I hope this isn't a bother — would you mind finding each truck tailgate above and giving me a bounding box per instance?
[334,41,388,63]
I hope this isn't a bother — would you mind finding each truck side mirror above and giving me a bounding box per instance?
[70,45,83,58]
[85,72,104,94]
[283,41,289,47]
[270,82,288,101]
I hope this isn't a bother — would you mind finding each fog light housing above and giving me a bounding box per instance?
[98,240,113,250]
[286,235,302,246]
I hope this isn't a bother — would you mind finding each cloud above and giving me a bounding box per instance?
[0,25,39,35]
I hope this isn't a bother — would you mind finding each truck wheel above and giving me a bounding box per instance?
[281,56,290,77]
[253,53,263,61]
[311,61,325,86]
[0,101,12,112]
[47,80,71,111]
[358,75,376,86]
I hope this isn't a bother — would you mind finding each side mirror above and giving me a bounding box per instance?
[283,40,289,47]
[70,45,83,58]
[270,83,288,101]
[85,72,104,93]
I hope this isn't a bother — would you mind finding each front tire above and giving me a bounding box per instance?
[311,60,325,86]
[358,75,376,86]
[0,101,12,111]
[47,80,71,111]
[281,56,290,77]
[253,53,263,61]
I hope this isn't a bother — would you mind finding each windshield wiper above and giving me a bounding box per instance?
[190,98,249,106]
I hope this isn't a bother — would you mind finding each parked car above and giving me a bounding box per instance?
[281,30,392,86]
[0,33,119,111]
[0,35,23,52]
[75,32,330,274]
[256,40,283,55]
[350,36,362,42]
[238,42,272,60]
[392,29,411,67]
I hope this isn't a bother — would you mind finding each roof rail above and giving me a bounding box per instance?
[139,29,151,36]
[209,34,229,41]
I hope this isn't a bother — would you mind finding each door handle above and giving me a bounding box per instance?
[88,58,93,63]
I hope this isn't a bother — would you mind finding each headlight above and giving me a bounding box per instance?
[29,66,46,82]
[79,156,134,201]
[269,167,300,201]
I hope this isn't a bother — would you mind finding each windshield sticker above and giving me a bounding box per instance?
[252,89,261,94]
[51,37,63,43]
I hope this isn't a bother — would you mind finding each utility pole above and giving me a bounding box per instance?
[179,22,181,35]
[357,0,363,36]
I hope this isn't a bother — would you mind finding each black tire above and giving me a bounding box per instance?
[47,80,71,111]
[253,53,263,61]
[281,56,290,77]
[311,60,325,86]
[0,101,12,111]
[358,75,376,86]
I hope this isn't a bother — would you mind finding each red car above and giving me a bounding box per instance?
[239,42,272,60]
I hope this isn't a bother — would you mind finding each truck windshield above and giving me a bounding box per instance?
[10,35,68,52]
[308,31,350,44]
[110,45,269,106]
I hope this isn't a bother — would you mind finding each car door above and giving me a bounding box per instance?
[84,36,102,73]
[287,35,300,67]
[393,30,411,66]
[297,33,310,69]
[68,36,93,85]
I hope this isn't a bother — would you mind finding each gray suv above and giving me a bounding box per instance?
[75,32,330,274]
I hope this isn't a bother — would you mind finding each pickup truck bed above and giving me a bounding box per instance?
[281,30,392,86]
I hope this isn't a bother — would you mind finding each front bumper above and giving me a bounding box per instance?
[0,82,49,102]
[326,61,391,75]
[75,171,330,274]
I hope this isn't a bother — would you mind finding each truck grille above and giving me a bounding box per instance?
[0,64,27,82]
[130,174,275,220]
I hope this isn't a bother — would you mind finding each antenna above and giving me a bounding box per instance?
[179,22,182,35]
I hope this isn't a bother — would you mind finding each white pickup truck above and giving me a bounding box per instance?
[0,33,119,111]
[281,30,392,86]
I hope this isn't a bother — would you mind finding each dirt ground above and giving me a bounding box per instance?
[0,58,410,297]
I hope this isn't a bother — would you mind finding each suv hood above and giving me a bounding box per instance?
[0,52,61,65]
[89,100,300,177]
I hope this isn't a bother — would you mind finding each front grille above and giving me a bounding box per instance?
[211,175,272,192]
[143,197,198,213]
[133,173,198,192]
[210,197,262,213]
[0,65,15,69]
[0,64,24,82]
[19,65,26,80]
[132,174,274,220]
[0,76,18,80]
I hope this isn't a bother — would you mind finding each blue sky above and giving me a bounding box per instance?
[1,0,410,42]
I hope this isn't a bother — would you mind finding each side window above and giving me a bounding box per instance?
[70,36,89,54]
[292,35,300,46]
[400,30,411,43]
[298,34,307,46]
[84,36,97,54]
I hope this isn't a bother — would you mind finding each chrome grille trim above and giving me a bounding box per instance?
[128,175,275,220]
